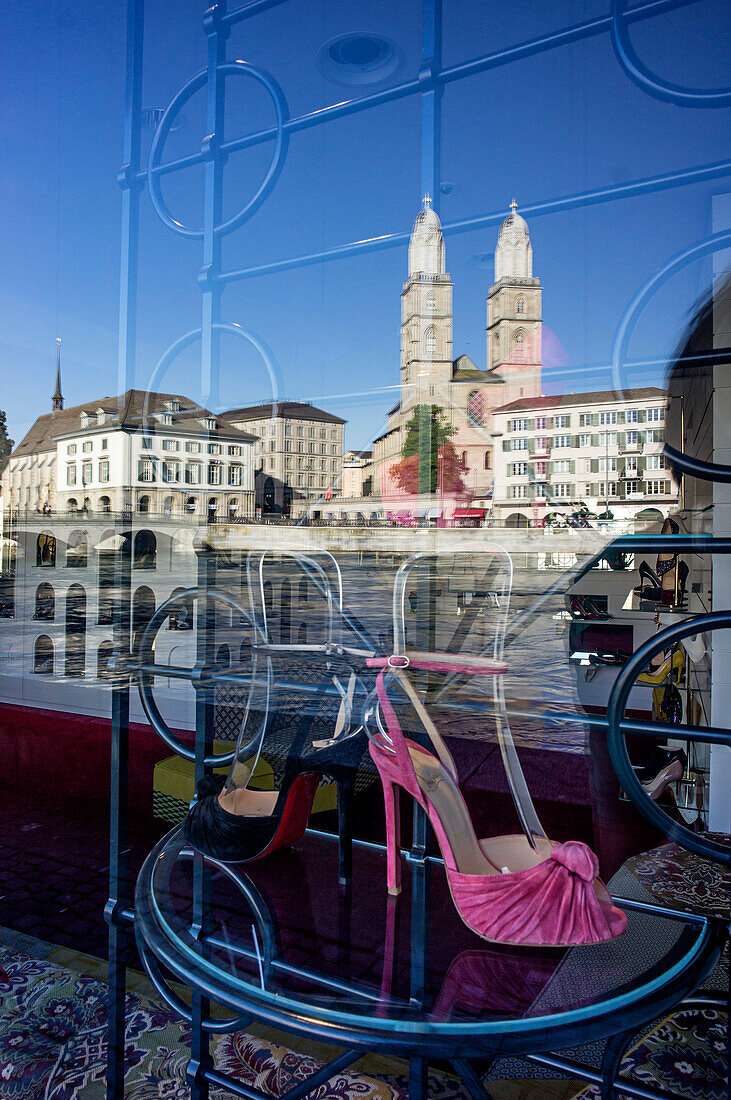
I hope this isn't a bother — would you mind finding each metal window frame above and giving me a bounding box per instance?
[106,0,731,1097]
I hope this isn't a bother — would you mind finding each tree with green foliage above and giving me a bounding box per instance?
[392,404,465,495]
[0,411,13,476]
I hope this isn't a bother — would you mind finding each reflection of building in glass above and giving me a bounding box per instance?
[491,388,678,527]
[1,515,218,728]
[5,389,256,519]
[369,196,542,511]
[222,402,345,520]
[341,450,372,499]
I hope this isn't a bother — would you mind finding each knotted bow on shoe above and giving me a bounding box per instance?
[448,840,626,947]
[549,839,598,881]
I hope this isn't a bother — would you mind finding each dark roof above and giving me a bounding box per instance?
[372,426,399,444]
[491,387,667,414]
[11,389,255,457]
[451,355,504,383]
[222,401,346,425]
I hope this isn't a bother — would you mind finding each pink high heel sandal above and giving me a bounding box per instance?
[366,650,626,948]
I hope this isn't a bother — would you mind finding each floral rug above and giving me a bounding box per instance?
[572,834,730,1100]
[0,945,469,1099]
[572,1004,728,1099]
[624,833,731,919]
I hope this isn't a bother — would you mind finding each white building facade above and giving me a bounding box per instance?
[491,388,678,526]
[5,390,256,521]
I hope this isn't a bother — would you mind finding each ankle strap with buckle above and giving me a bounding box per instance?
[367,651,507,676]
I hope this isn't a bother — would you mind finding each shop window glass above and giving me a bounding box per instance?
[66,530,88,568]
[97,640,114,680]
[34,582,55,621]
[133,530,157,569]
[132,585,155,654]
[65,583,86,678]
[36,533,56,567]
[34,634,54,675]
[168,587,193,631]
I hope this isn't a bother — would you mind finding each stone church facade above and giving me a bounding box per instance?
[371,197,543,510]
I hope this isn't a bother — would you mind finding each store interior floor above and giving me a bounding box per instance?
[0,780,727,1099]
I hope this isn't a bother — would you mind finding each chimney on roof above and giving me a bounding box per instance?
[52,338,63,412]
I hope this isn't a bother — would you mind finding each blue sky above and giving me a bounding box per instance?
[1,0,729,452]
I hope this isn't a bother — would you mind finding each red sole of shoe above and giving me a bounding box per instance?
[249,771,321,862]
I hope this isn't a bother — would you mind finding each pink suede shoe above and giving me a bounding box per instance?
[366,651,627,948]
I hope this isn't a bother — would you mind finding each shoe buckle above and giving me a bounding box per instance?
[387,654,410,668]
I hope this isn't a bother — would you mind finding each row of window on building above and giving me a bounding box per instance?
[508,455,666,476]
[135,459,246,486]
[66,439,246,456]
[35,530,157,569]
[256,440,340,455]
[249,424,340,440]
[507,408,665,433]
[30,574,320,677]
[508,480,671,499]
[508,428,664,451]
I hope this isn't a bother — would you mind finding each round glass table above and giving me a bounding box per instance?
[134,825,723,1096]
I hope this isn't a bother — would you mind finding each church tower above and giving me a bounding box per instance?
[486,201,542,406]
[52,337,64,412]
[400,196,453,411]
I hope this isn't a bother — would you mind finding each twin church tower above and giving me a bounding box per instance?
[373,196,543,502]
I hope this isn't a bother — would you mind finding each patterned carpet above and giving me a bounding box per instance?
[0,838,728,1098]
[571,1005,728,1100]
[569,838,730,1100]
[0,944,471,1100]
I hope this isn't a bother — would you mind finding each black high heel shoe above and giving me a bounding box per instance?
[637,560,661,589]
[183,670,369,881]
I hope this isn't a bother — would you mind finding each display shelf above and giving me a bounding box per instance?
[134,826,723,1069]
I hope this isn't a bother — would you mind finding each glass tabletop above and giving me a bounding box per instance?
[134,828,721,1055]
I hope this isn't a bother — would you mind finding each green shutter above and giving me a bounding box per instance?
[591,434,599,447]
[502,439,510,452]
[590,458,599,474]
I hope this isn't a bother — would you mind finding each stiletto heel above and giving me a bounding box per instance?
[661,559,689,606]
[634,561,663,601]
[375,759,402,896]
[638,560,661,588]
[184,663,371,865]
[336,775,355,887]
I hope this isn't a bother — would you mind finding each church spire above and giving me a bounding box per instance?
[494,199,532,281]
[408,195,445,276]
[52,337,63,412]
